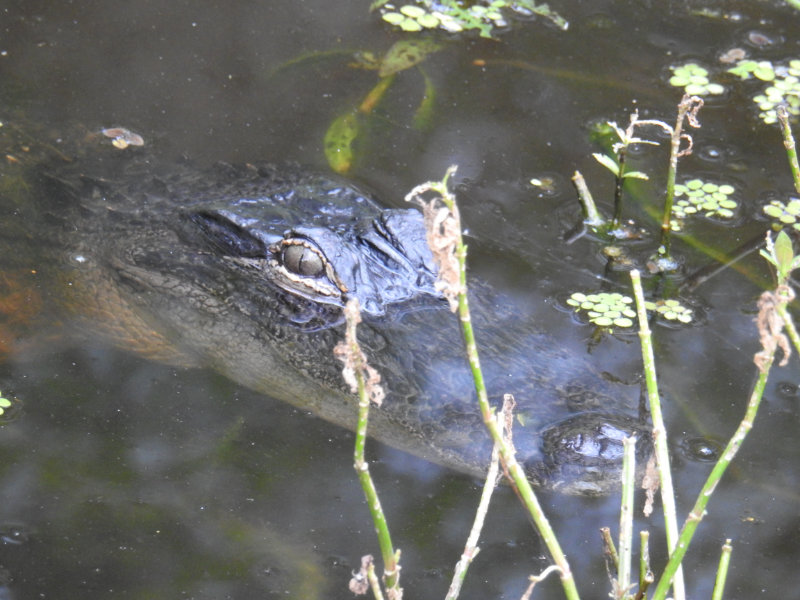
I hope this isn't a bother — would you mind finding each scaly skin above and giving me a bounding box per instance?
[3,127,649,495]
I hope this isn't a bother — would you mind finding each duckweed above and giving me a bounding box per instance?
[763,198,800,230]
[567,292,695,329]
[728,59,800,124]
[0,395,10,416]
[644,299,694,324]
[668,63,725,96]
[670,179,737,230]
[566,292,636,328]
[376,0,566,38]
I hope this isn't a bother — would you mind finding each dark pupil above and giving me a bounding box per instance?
[282,244,324,277]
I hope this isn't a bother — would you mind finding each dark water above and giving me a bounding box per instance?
[1,1,800,598]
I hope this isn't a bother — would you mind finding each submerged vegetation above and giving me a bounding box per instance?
[337,91,800,599]
[315,5,800,598]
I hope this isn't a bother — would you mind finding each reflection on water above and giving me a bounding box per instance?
[1,0,800,598]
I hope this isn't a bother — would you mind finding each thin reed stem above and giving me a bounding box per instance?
[650,287,781,600]
[635,531,653,600]
[339,301,402,595]
[777,106,800,194]
[445,405,506,600]
[711,539,732,600]
[407,169,581,600]
[629,269,685,600]
[660,95,703,261]
[616,436,637,598]
[572,170,605,226]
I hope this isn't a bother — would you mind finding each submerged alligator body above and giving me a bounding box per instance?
[3,127,648,495]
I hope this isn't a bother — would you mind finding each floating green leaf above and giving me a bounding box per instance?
[670,179,738,230]
[763,197,800,231]
[643,299,695,323]
[729,58,800,124]
[568,291,694,328]
[566,292,636,329]
[376,0,566,39]
[669,62,725,96]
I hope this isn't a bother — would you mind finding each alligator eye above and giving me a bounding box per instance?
[281,243,324,277]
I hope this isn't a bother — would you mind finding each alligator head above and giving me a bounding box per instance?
[46,156,648,495]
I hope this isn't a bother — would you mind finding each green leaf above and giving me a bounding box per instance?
[417,13,440,28]
[759,248,778,267]
[400,18,423,31]
[593,152,619,176]
[775,230,795,275]
[324,111,360,174]
[379,39,441,77]
[413,69,436,130]
[728,60,758,79]
[621,170,649,180]
[382,12,406,25]
[399,4,426,18]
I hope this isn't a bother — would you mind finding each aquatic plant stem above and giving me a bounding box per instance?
[571,170,605,226]
[660,95,703,261]
[649,286,784,600]
[407,168,580,600]
[635,531,653,600]
[354,382,401,593]
[629,270,685,600]
[711,539,732,600]
[612,148,628,228]
[445,405,505,600]
[453,215,579,600]
[339,301,402,595]
[616,436,636,598]
[777,106,800,194]
[367,560,386,600]
[776,304,800,356]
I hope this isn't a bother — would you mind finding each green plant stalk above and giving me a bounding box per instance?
[445,420,501,600]
[612,147,628,229]
[629,269,685,600]
[777,105,800,194]
[616,436,637,599]
[650,347,774,600]
[367,560,386,600]
[660,100,686,258]
[661,95,702,259]
[601,527,619,570]
[572,170,605,226]
[434,185,581,600]
[636,530,652,600]
[776,304,800,356]
[348,327,401,592]
[711,539,732,600]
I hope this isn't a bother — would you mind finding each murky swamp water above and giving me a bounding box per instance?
[1,1,800,598]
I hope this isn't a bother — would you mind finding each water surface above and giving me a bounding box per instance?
[1,1,800,598]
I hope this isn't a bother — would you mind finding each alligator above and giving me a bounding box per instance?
[0,122,650,495]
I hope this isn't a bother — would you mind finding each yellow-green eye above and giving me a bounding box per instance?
[281,244,324,277]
